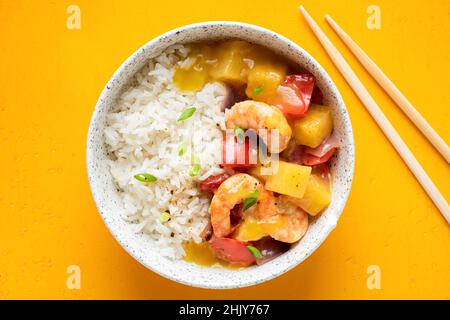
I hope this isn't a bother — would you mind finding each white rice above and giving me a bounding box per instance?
[104,44,226,259]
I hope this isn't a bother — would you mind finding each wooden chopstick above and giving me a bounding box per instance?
[325,14,450,163]
[298,6,450,224]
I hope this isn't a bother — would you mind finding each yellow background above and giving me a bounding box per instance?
[0,0,449,299]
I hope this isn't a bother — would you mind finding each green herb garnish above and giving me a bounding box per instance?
[247,245,263,259]
[177,107,196,121]
[253,86,263,97]
[207,204,211,214]
[243,190,259,211]
[178,142,187,156]
[189,164,201,177]
[188,154,201,176]
[134,173,157,182]
[159,211,171,222]
[191,154,200,164]
[234,126,245,144]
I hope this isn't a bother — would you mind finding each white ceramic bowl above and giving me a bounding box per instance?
[87,21,355,289]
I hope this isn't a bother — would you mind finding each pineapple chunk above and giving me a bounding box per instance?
[264,160,312,198]
[209,40,253,86]
[248,159,276,182]
[248,164,266,182]
[293,104,333,148]
[285,174,331,216]
[246,63,286,102]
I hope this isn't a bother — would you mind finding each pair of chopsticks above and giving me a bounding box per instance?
[298,6,450,224]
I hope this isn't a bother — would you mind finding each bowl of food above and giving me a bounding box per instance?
[87,21,354,289]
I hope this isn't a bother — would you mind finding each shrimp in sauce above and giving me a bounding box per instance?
[172,40,336,268]
[210,173,273,237]
[226,100,292,153]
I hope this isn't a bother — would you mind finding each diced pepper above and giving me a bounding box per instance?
[208,236,256,266]
[200,173,231,192]
[271,74,316,116]
[302,148,336,166]
[221,134,256,168]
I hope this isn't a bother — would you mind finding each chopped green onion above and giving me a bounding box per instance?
[178,142,188,156]
[177,107,196,121]
[188,154,201,176]
[253,86,263,97]
[207,204,211,214]
[243,190,259,211]
[189,164,201,177]
[234,126,245,144]
[134,173,157,182]
[247,245,263,259]
[159,211,171,222]
[191,154,200,164]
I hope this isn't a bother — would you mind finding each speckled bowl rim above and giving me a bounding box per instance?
[87,21,355,289]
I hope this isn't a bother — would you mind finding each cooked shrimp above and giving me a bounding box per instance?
[225,100,292,153]
[262,195,309,243]
[210,173,273,237]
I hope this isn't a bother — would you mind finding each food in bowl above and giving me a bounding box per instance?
[104,40,339,267]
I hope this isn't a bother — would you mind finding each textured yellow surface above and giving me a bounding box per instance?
[0,0,449,299]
